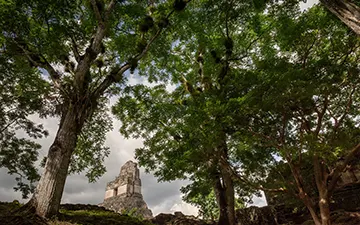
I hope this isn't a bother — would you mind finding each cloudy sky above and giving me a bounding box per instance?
[0,0,318,217]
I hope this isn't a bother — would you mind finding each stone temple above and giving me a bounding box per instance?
[99,160,153,218]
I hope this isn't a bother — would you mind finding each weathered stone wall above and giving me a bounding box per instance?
[331,183,360,211]
[100,195,153,219]
[100,160,153,218]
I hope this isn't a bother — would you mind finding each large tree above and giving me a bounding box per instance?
[229,6,360,225]
[0,0,190,218]
[115,4,360,225]
[113,1,275,224]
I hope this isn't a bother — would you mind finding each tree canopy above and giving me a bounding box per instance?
[113,3,360,225]
[1,0,360,224]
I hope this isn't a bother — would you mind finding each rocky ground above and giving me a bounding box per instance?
[0,201,214,225]
[1,201,360,225]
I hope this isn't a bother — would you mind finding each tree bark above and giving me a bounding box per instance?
[302,197,322,225]
[214,176,230,225]
[24,105,85,218]
[288,162,322,225]
[314,156,331,225]
[320,0,360,35]
[212,131,236,225]
[318,189,331,225]
[221,166,236,225]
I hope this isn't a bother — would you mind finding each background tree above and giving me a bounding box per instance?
[0,0,189,218]
[115,3,360,225]
[113,1,276,223]
[230,6,360,225]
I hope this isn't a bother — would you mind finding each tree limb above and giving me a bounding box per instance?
[93,28,163,97]
[314,96,328,136]
[0,118,19,133]
[90,0,104,25]
[219,158,288,193]
[70,35,81,62]
[74,0,117,92]
[14,41,62,89]
[333,85,356,131]
[320,0,360,36]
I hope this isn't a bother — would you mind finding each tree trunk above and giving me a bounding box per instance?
[318,189,331,225]
[221,166,236,225]
[320,0,360,35]
[288,161,322,225]
[314,156,331,225]
[25,105,83,218]
[215,131,236,225]
[302,194,322,225]
[214,177,230,225]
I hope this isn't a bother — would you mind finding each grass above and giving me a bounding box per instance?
[0,202,154,225]
[54,207,155,225]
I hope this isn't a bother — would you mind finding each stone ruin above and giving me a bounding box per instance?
[99,160,153,218]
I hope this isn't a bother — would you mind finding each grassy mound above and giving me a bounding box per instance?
[0,202,154,225]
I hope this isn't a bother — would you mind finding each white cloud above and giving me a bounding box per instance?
[247,192,268,208]
[300,0,319,11]
[170,200,199,216]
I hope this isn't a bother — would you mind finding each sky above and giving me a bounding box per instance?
[0,0,319,217]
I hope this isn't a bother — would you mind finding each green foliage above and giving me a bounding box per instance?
[185,189,219,220]
[0,53,49,198]
[247,4,360,177]
[121,207,144,220]
[113,0,277,219]
[114,2,360,223]
[57,208,154,225]
[68,99,113,183]
[0,0,189,199]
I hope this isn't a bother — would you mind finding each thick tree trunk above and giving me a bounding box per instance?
[221,167,236,225]
[211,135,236,224]
[214,177,230,225]
[320,0,360,35]
[25,106,83,218]
[314,156,331,225]
[318,189,331,225]
[302,194,322,225]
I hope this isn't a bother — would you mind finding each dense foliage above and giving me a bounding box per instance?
[1,0,360,224]
[114,3,360,225]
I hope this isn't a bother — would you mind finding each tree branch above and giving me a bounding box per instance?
[219,158,288,193]
[229,22,274,62]
[248,127,282,150]
[301,38,317,68]
[0,118,19,133]
[333,85,356,131]
[93,28,163,97]
[14,41,62,89]
[74,0,117,92]
[91,3,185,97]
[320,0,360,36]
[104,0,117,21]
[70,35,81,62]
[90,0,104,24]
[314,96,328,136]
